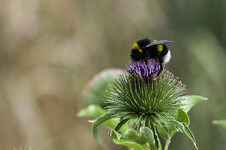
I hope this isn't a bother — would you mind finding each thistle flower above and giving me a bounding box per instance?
[91,66,192,150]
[92,58,206,150]
[112,59,187,129]
[126,60,163,83]
[105,70,186,130]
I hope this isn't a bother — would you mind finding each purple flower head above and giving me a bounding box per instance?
[126,59,163,83]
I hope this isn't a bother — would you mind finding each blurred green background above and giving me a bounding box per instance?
[0,0,226,150]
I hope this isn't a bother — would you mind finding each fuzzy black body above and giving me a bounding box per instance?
[130,49,144,61]
[130,38,170,63]
[130,38,151,61]
[145,44,168,63]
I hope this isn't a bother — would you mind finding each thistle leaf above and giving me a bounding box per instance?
[181,95,207,113]
[176,109,190,126]
[140,127,156,149]
[124,128,141,143]
[77,104,104,118]
[90,114,128,146]
[115,118,130,131]
[169,110,190,138]
[92,112,115,145]
[169,120,198,149]
[109,130,149,150]
[182,123,198,150]
[109,128,157,150]
[103,118,128,133]
[93,112,115,132]
[157,126,170,140]
[112,138,149,150]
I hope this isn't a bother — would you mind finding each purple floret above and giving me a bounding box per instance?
[126,59,163,83]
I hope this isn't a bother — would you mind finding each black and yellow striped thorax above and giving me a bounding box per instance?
[130,38,167,61]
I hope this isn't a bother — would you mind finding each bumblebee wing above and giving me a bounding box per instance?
[146,40,174,47]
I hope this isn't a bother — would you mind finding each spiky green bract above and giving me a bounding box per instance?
[105,70,186,129]
[83,69,124,107]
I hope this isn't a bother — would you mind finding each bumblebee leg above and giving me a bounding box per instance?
[160,64,163,72]
[158,58,164,75]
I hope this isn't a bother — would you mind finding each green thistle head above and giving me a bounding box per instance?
[105,69,186,130]
[90,52,206,150]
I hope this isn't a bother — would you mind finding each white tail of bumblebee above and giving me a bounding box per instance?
[164,50,171,64]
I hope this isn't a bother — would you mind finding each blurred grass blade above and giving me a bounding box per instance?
[213,120,226,129]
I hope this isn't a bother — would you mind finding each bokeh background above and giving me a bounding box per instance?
[0,0,226,150]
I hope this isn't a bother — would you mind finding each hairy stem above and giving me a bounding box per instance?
[164,139,171,150]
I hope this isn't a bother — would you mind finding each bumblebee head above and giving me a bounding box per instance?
[132,38,151,53]
[130,38,151,61]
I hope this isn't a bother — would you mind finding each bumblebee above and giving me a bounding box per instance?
[130,38,173,69]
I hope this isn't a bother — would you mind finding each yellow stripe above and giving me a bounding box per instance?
[133,42,143,53]
[157,44,163,52]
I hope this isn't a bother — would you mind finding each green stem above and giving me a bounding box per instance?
[150,124,159,149]
[164,139,171,150]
